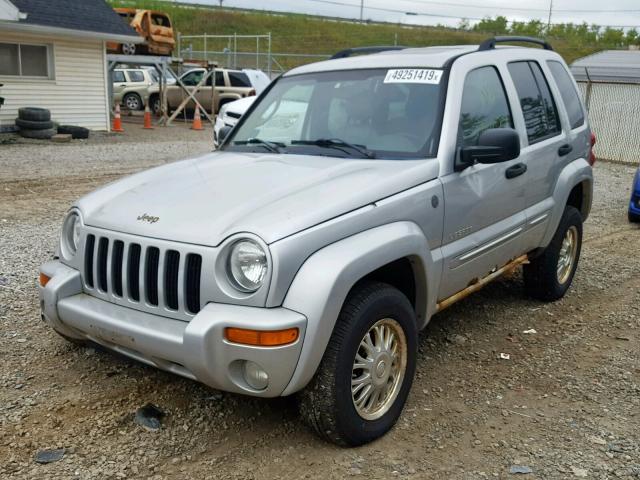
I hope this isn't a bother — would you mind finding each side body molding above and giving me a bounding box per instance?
[281,221,439,396]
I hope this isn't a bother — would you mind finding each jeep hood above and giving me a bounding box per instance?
[77,151,437,247]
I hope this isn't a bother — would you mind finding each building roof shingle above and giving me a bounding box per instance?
[10,0,138,38]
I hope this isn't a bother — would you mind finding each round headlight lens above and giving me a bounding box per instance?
[228,240,268,292]
[61,211,81,260]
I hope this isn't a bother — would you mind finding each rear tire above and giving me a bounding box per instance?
[150,95,161,115]
[299,281,417,446]
[524,206,583,301]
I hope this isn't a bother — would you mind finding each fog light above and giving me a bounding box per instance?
[243,361,269,390]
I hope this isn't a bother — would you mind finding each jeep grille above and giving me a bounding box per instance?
[84,233,202,316]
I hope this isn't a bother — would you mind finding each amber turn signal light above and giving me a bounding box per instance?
[224,327,299,347]
[39,273,51,287]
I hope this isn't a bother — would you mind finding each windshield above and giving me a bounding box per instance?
[224,68,444,159]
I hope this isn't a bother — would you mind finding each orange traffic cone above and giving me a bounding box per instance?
[191,106,203,131]
[112,103,124,133]
[143,104,154,130]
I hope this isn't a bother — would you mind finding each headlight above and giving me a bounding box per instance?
[227,239,268,292]
[60,211,81,260]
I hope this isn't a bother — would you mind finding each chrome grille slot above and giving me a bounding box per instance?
[145,247,160,306]
[111,240,124,297]
[164,250,180,310]
[84,234,95,288]
[128,244,141,301]
[81,228,205,320]
[185,254,202,314]
[97,237,109,292]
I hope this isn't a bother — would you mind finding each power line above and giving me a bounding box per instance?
[305,0,487,20]
[369,0,640,14]
[303,0,640,28]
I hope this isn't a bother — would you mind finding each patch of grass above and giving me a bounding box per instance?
[109,0,599,69]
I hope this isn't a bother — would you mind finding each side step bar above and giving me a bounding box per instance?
[436,254,529,313]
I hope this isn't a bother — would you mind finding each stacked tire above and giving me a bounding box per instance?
[58,125,90,140]
[16,108,56,139]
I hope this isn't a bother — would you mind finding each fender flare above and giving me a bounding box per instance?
[280,221,437,396]
[541,158,593,248]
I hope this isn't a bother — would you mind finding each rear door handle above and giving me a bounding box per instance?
[558,144,573,156]
[505,162,527,179]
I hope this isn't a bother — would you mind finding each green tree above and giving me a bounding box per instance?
[473,16,509,34]
[601,26,626,47]
[625,28,639,46]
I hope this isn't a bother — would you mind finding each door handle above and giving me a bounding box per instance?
[558,144,573,156]
[505,162,527,179]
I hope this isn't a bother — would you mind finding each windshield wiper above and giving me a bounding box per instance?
[234,138,286,153]
[292,138,375,159]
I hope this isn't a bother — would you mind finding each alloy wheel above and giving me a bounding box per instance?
[351,318,407,421]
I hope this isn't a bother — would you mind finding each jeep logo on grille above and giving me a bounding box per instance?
[137,213,159,224]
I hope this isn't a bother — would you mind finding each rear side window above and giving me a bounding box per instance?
[508,61,561,144]
[127,70,145,83]
[215,70,224,87]
[458,66,513,148]
[228,71,251,88]
[547,60,584,129]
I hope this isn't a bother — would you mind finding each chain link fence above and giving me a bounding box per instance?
[576,80,640,165]
[177,33,332,77]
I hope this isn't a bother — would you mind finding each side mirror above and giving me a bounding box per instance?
[456,128,520,171]
[218,125,233,145]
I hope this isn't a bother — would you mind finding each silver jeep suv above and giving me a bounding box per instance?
[39,37,594,446]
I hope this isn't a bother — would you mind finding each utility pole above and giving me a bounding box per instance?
[360,0,364,22]
[547,0,553,32]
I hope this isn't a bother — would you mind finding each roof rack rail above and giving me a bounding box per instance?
[330,46,406,60]
[478,36,553,52]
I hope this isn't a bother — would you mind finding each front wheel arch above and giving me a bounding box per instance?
[280,222,436,396]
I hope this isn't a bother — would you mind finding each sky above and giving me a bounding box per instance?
[181,0,640,29]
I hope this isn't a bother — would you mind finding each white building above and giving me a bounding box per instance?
[0,0,141,131]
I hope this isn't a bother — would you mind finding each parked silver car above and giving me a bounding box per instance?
[40,37,594,446]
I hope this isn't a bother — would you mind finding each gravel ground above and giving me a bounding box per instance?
[0,131,638,480]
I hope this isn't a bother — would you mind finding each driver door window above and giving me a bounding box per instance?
[458,66,513,148]
[182,71,204,86]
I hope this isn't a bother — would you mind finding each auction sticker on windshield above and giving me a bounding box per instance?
[384,69,443,84]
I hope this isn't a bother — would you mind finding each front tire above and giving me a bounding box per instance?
[524,206,583,301]
[299,281,417,446]
[123,93,143,111]
[629,210,640,223]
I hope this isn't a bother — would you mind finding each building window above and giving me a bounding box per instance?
[0,42,53,78]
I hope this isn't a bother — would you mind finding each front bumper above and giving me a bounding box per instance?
[39,260,306,397]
